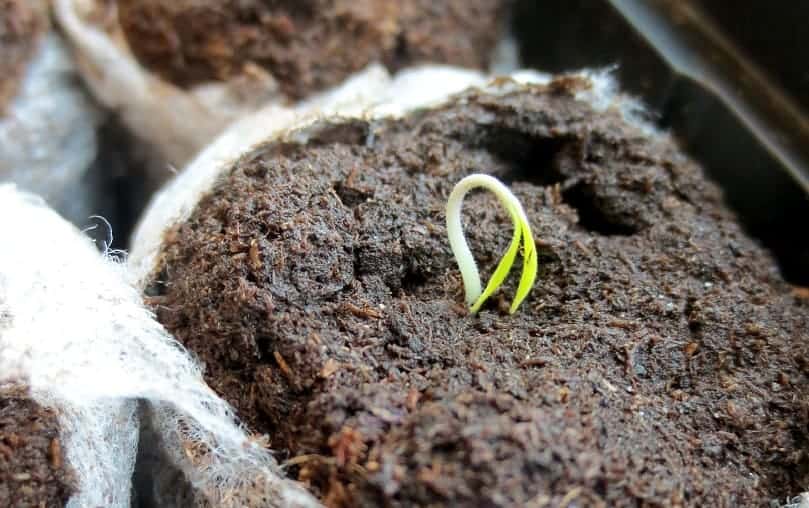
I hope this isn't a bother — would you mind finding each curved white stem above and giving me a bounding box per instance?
[446,174,536,312]
[446,176,485,306]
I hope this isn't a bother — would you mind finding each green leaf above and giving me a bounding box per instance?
[470,204,522,313]
[509,224,538,314]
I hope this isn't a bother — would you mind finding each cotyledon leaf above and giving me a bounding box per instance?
[470,202,523,313]
[510,223,538,314]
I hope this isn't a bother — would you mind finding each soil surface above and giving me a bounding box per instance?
[0,388,74,507]
[0,0,46,113]
[118,0,509,100]
[148,78,809,507]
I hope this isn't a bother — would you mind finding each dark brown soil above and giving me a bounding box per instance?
[148,78,809,507]
[117,0,509,100]
[0,388,74,507]
[0,0,46,113]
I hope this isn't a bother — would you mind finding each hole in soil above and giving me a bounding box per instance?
[472,127,640,237]
[143,266,169,297]
[400,266,429,294]
[334,182,371,208]
[562,182,639,236]
[304,119,370,147]
[476,127,569,187]
[390,32,410,67]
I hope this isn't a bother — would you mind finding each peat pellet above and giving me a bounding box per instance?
[118,0,510,99]
[145,79,809,506]
[0,389,75,508]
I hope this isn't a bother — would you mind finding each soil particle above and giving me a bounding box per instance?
[117,0,509,99]
[0,388,75,507]
[149,78,809,506]
[0,0,47,113]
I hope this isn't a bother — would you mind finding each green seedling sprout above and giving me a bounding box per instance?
[446,174,538,314]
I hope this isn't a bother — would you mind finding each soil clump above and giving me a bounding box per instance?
[0,388,74,507]
[118,0,510,99]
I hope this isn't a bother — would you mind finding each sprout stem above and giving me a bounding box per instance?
[446,174,538,314]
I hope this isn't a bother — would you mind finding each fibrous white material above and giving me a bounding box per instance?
[0,33,103,226]
[128,64,656,287]
[0,185,320,507]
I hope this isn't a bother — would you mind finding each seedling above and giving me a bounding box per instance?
[446,174,538,314]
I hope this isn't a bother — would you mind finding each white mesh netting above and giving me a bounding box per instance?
[0,185,319,507]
